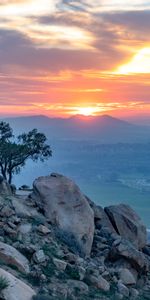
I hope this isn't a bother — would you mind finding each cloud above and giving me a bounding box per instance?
[0,0,59,16]
[60,0,150,12]
[0,0,149,117]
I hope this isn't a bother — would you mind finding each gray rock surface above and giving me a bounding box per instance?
[31,173,94,256]
[0,268,35,300]
[119,268,136,285]
[0,241,30,274]
[105,204,146,249]
[0,177,12,195]
[110,238,149,273]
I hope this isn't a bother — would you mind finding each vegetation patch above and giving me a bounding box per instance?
[0,276,9,292]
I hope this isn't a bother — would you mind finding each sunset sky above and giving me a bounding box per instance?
[0,0,150,118]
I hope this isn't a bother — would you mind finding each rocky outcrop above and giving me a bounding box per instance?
[0,174,149,300]
[0,241,30,274]
[110,238,149,273]
[87,198,116,235]
[0,268,35,300]
[0,176,12,195]
[105,204,146,249]
[31,173,94,256]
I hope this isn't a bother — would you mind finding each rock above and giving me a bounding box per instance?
[0,205,15,218]
[119,268,136,285]
[143,245,150,256]
[77,266,86,280]
[48,279,89,298]
[31,173,94,256]
[10,184,16,195]
[64,253,78,264]
[110,239,149,273]
[97,275,110,291]
[66,279,89,296]
[0,177,12,195]
[38,225,51,234]
[117,281,129,297]
[105,204,146,249]
[88,274,110,291]
[18,223,32,234]
[87,197,116,234]
[0,268,36,300]
[53,258,67,271]
[33,250,46,264]
[3,224,18,239]
[130,288,139,299]
[11,196,40,219]
[0,241,30,274]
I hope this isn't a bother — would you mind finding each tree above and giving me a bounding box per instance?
[0,122,52,184]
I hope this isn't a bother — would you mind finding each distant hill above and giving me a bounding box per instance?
[2,114,150,142]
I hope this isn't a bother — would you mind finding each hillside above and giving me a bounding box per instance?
[0,174,150,300]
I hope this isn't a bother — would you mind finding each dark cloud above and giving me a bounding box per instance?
[101,10,150,38]
[0,26,127,73]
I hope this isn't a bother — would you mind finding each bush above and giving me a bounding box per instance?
[55,229,83,256]
[0,276,9,292]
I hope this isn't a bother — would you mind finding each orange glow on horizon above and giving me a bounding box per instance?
[0,0,149,119]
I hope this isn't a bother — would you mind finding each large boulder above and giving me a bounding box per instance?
[0,176,12,195]
[105,204,146,249]
[0,242,30,274]
[87,197,116,234]
[30,173,94,257]
[110,238,149,274]
[0,268,35,300]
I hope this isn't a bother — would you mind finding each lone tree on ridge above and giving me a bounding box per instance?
[0,121,52,184]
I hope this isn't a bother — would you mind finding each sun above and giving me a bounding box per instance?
[116,47,150,74]
[76,106,100,116]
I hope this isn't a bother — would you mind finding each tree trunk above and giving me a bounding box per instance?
[8,171,12,184]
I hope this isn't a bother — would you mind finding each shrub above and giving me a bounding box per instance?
[0,276,9,292]
[55,229,83,256]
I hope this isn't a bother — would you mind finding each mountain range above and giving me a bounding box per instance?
[2,114,150,143]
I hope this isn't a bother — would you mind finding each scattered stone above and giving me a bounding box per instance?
[67,279,89,296]
[38,225,51,234]
[119,268,136,285]
[33,250,46,264]
[88,274,110,291]
[0,205,15,217]
[130,288,139,299]
[0,241,30,274]
[18,223,32,234]
[117,281,129,297]
[77,266,86,280]
[53,258,67,271]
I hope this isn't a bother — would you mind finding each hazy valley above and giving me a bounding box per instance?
[3,114,150,228]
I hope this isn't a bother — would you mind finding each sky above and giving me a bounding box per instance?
[0,0,150,118]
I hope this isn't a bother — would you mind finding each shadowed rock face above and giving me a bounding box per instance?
[105,204,147,249]
[0,176,12,195]
[31,173,95,257]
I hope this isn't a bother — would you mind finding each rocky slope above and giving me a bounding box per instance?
[0,174,150,300]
